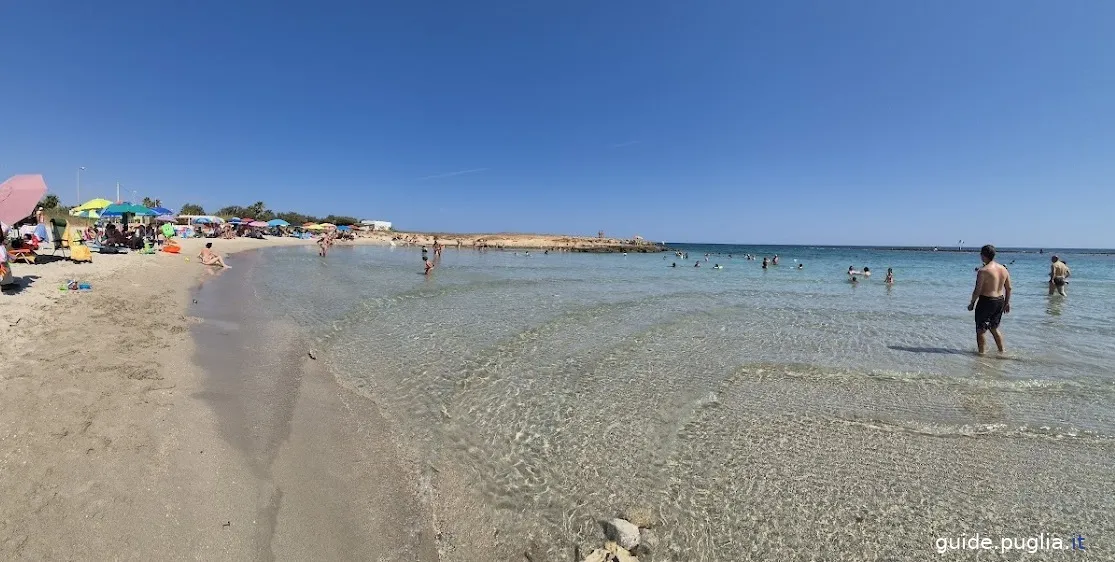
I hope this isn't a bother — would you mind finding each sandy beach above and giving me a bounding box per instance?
[0,236,435,560]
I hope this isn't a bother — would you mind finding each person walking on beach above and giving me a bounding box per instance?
[968,244,1012,354]
[1049,256,1071,296]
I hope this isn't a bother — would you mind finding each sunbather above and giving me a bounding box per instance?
[198,242,229,268]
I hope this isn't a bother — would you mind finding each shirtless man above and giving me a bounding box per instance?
[1048,255,1071,296]
[967,244,1011,354]
[198,242,229,268]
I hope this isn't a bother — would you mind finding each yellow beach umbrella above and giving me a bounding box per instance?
[305,224,325,231]
[71,198,113,213]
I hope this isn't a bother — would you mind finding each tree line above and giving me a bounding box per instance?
[178,201,361,226]
[37,194,361,228]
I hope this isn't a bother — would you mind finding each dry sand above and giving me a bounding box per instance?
[0,237,435,560]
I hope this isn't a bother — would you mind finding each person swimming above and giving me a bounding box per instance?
[798,263,803,269]
[694,261,700,268]
[863,267,871,277]
[671,262,677,267]
[713,264,722,269]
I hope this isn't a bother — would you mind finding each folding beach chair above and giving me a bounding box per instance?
[7,247,36,264]
[49,219,70,258]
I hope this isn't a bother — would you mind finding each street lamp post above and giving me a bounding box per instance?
[77,166,86,203]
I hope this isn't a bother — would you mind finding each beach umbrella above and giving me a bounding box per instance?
[71,208,101,219]
[71,197,113,213]
[305,224,325,231]
[227,217,242,224]
[193,217,214,224]
[0,174,49,225]
[336,225,351,232]
[248,220,268,227]
[101,203,156,217]
[267,219,290,227]
[240,217,254,223]
[149,206,174,216]
[155,215,177,222]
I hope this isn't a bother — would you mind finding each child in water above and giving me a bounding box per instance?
[885,268,894,284]
[423,256,434,275]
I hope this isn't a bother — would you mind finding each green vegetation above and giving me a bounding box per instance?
[33,194,366,228]
[179,201,361,226]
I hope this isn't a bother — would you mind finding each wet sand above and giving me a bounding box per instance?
[0,237,434,560]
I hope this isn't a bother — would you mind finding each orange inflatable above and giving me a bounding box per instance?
[162,243,181,254]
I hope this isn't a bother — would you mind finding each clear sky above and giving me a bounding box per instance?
[2,1,1113,247]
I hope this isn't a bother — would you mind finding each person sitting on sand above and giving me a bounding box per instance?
[885,268,894,284]
[1049,255,1071,296]
[198,242,229,268]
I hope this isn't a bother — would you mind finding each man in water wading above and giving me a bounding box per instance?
[968,244,1012,354]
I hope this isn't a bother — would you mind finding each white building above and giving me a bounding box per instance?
[360,219,392,231]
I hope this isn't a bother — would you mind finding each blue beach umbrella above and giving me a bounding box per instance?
[267,219,290,227]
[100,203,156,217]
[193,217,214,224]
[336,225,351,232]
[149,206,174,216]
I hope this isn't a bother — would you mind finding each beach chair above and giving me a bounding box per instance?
[49,219,70,258]
[7,246,36,264]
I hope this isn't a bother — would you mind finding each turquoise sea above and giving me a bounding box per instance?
[207,243,1115,560]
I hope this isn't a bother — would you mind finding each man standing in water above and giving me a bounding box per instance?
[967,244,1012,354]
[1049,255,1071,296]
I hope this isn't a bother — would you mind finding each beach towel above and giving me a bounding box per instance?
[70,244,92,263]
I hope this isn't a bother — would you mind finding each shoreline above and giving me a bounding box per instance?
[0,236,434,559]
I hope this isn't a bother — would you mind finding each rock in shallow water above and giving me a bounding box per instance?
[601,518,640,551]
[620,506,657,529]
[580,541,639,562]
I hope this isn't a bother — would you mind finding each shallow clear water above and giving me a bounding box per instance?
[241,243,1115,560]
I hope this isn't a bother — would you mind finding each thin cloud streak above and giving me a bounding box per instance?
[417,168,489,181]
[609,140,641,149]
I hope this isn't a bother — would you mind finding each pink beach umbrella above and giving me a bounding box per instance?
[0,174,48,225]
[248,220,268,227]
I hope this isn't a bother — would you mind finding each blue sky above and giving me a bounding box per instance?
[2,1,1113,247]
